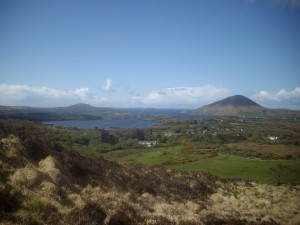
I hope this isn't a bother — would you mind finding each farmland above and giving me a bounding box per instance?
[103,146,300,184]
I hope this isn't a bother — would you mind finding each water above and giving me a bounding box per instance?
[43,118,159,129]
[42,108,210,129]
[119,108,200,118]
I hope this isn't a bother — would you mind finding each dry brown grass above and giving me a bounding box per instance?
[1,122,299,225]
[207,182,300,225]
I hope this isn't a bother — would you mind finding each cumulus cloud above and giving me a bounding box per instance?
[102,79,114,92]
[72,87,89,98]
[252,87,300,107]
[0,84,105,107]
[144,85,229,108]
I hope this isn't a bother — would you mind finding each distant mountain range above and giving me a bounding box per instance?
[0,103,122,121]
[1,98,300,122]
[192,95,300,118]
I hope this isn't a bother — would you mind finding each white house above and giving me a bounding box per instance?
[138,141,156,147]
[268,136,278,141]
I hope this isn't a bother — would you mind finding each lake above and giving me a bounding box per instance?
[43,118,159,129]
[42,108,208,129]
[119,108,199,118]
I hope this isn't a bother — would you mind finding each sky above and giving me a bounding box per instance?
[0,0,300,109]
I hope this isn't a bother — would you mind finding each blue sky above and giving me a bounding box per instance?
[0,0,299,109]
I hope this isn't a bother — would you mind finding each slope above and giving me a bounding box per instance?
[0,104,121,121]
[1,121,298,224]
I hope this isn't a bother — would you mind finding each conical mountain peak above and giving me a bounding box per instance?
[209,95,261,107]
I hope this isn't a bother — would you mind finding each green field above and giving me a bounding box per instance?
[168,156,300,184]
[103,146,300,184]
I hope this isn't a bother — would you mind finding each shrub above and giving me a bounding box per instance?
[0,185,22,218]
[26,198,46,218]
[17,197,60,225]
[108,211,132,225]
[64,202,106,225]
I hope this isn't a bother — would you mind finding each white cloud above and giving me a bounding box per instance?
[252,87,300,107]
[102,79,114,92]
[144,85,229,108]
[72,87,89,98]
[0,84,106,107]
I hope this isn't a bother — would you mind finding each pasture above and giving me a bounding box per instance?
[103,146,300,184]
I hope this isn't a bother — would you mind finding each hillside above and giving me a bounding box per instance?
[0,104,122,121]
[1,121,299,224]
[64,103,101,113]
[209,95,261,108]
[192,95,300,118]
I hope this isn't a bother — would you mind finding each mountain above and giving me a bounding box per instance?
[192,95,264,116]
[45,103,118,115]
[64,103,100,113]
[0,104,122,121]
[192,95,300,118]
[208,95,261,108]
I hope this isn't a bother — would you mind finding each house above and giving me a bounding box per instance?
[268,136,278,141]
[138,141,156,147]
[201,129,208,134]
[163,132,173,136]
[186,129,194,134]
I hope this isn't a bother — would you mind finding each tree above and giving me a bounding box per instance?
[132,129,145,141]
[100,130,117,144]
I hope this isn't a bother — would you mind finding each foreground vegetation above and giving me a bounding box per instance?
[1,119,300,224]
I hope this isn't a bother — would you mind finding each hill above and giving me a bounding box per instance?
[209,95,261,108]
[1,121,299,224]
[192,95,300,118]
[0,104,122,121]
[64,103,100,113]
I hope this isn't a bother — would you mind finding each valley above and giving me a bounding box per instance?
[44,116,300,184]
[1,96,300,224]
[2,1,299,224]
